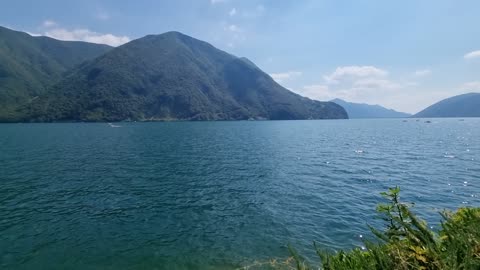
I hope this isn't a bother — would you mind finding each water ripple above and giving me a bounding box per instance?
[0,119,479,269]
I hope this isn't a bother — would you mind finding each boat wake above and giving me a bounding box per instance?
[108,123,122,128]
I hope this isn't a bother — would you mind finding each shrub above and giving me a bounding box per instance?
[270,187,480,270]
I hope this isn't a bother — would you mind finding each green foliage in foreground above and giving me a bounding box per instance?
[242,187,480,270]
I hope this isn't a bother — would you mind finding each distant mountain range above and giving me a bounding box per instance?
[3,25,477,122]
[0,26,347,122]
[413,93,480,118]
[331,99,411,118]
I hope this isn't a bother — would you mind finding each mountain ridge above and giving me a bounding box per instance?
[0,26,112,121]
[413,93,480,118]
[19,31,347,122]
[331,98,411,118]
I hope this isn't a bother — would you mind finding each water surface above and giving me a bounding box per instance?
[1,119,479,269]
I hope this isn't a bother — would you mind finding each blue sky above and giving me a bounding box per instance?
[1,0,479,113]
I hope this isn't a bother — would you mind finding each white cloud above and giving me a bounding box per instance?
[44,28,130,47]
[464,50,480,59]
[290,65,473,114]
[31,20,130,46]
[300,84,335,100]
[460,81,480,91]
[269,71,302,83]
[242,4,266,17]
[414,69,432,77]
[294,84,361,102]
[353,78,399,89]
[323,65,388,84]
[229,8,237,16]
[26,31,42,37]
[42,20,57,27]
[210,0,226,4]
[292,65,403,105]
[294,81,402,105]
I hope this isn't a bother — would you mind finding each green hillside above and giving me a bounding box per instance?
[24,32,347,121]
[0,26,111,121]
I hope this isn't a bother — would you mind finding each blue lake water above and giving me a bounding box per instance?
[1,119,479,269]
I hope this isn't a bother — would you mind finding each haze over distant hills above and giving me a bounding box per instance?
[331,99,411,118]
[0,26,347,122]
[413,93,480,118]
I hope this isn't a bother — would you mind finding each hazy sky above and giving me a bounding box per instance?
[1,0,479,113]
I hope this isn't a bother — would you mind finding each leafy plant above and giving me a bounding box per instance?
[284,187,480,270]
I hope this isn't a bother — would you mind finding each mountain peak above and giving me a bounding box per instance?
[128,31,227,58]
[140,31,202,44]
[144,31,189,40]
[14,29,347,121]
[0,26,347,122]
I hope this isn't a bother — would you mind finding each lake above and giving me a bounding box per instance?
[1,119,479,269]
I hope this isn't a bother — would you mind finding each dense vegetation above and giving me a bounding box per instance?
[0,26,111,121]
[413,93,480,118]
[9,31,347,122]
[331,99,411,118]
[246,187,479,270]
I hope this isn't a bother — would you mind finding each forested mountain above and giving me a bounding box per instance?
[0,26,111,121]
[22,31,347,121]
[413,93,480,118]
